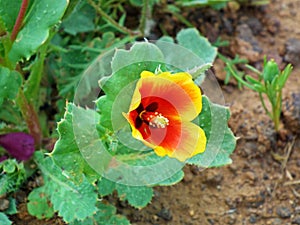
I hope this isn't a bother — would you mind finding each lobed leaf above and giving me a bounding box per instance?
[70,202,130,225]
[176,28,217,65]
[187,96,236,167]
[35,152,98,223]
[27,186,55,219]
[51,103,100,184]
[116,184,153,209]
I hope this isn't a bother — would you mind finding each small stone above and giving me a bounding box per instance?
[284,38,300,65]
[189,210,194,216]
[276,206,291,218]
[272,218,283,225]
[205,170,223,186]
[157,207,172,221]
[183,172,193,183]
[292,216,300,224]
[0,199,9,211]
[231,24,262,62]
[245,171,257,182]
[249,214,257,224]
[245,17,263,34]
[294,205,300,214]
[207,218,215,225]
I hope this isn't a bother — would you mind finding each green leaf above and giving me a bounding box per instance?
[0,0,22,31]
[0,159,26,195]
[27,186,55,219]
[155,169,184,186]
[0,212,12,225]
[176,28,217,65]
[97,176,154,208]
[97,177,116,197]
[35,152,98,223]
[62,1,96,35]
[116,184,153,208]
[51,103,100,184]
[9,0,69,63]
[70,201,130,225]
[187,96,236,167]
[4,197,17,215]
[111,42,165,74]
[97,42,165,130]
[0,67,22,106]
[278,63,293,89]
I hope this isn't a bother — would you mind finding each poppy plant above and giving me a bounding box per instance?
[123,71,207,162]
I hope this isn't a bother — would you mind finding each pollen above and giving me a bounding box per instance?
[140,111,169,128]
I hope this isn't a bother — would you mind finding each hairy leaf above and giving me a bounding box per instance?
[70,201,130,225]
[27,186,54,219]
[187,96,236,167]
[35,152,98,223]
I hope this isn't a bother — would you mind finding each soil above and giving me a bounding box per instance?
[5,0,300,224]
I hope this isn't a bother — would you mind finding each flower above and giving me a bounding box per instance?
[123,71,206,162]
[0,132,35,161]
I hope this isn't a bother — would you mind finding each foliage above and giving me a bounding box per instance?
[228,58,293,131]
[0,0,242,224]
[217,53,248,89]
[0,159,27,195]
[0,212,12,225]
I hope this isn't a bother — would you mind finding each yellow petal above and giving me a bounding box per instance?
[166,122,206,162]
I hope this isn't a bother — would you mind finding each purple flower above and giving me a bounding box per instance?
[0,132,35,161]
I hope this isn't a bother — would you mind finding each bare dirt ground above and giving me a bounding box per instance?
[9,0,300,224]
[121,1,300,224]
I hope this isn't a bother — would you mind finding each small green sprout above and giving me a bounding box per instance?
[228,58,293,131]
[218,53,248,89]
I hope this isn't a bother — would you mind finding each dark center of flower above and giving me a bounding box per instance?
[140,111,169,128]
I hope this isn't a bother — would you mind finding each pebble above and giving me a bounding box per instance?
[282,92,300,134]
[292,216,300,225]
[0,199,9,211]
[245,17,263,34]
[231,24,262,62]
[271,218,283,225]
[276,206,291,218]
[295,206,300,214]
[205,170,223,186]
[249,214,257,224]
[284,38,300,65]
[157,207,172,221]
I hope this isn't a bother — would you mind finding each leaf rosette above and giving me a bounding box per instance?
[70,29,236,186]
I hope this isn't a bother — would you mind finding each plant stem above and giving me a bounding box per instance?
[87,0,140,36]
[16,89,42,147]
[11,0,29,42]
[273,91,282,131]
[139,0,149,36]
[259,92,272,118]
[226,63,256,91]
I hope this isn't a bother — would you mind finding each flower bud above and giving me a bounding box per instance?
[263,60,280,83]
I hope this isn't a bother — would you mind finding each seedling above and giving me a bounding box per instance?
[228,58,293,131]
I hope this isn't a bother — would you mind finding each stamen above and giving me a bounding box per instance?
[140,111,169,129]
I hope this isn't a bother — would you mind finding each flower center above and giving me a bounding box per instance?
[140,111,169,128]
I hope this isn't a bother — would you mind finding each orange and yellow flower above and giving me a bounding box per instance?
[123,71,206,162]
